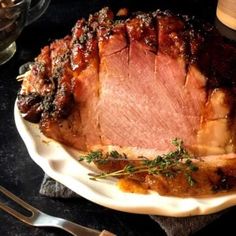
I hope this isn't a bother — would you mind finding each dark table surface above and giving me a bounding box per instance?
[1,0,236,235]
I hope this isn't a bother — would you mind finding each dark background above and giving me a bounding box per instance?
[0,0,236,235]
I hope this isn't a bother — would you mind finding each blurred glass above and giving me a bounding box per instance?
[0,0,51,65]
[216,0,236,30]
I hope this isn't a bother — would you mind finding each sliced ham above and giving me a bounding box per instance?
[17,7,236,196]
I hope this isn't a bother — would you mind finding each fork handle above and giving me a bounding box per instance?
[56,218,101,236]
[34,213,114,236]
[32,213,99,235]
[61,219,115,236]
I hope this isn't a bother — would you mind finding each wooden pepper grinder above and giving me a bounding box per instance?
[217,0,236,30]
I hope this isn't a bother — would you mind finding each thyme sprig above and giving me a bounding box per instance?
[79,138,199,186]
[79,149,128,164]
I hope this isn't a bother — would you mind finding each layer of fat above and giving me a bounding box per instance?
[196,88,235,156]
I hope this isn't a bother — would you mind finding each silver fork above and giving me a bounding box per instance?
[0,185,115,236]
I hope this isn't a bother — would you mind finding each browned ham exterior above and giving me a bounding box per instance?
[17,8,236,196]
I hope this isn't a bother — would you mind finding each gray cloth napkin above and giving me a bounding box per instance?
[40,174,225,236]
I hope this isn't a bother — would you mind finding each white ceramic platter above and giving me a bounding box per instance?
[14,102,236,217]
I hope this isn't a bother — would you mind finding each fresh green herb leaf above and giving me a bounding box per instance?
[109,150,121,158]
[185,173,197,187]
[124,164,136,174]
[79,138,198,186]
[84,150,103,163]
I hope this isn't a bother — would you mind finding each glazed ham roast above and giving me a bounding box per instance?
[17,8,236,197]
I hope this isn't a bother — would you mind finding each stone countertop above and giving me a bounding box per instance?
[0,0,235,235]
